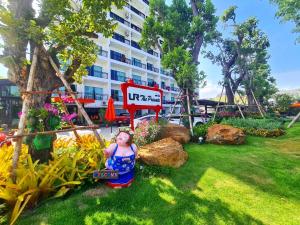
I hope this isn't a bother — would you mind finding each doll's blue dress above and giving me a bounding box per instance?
[106,144,135,187]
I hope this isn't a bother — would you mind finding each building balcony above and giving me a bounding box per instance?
[142,0,149,5]
[147,81,157,87]
[87,66,109,79]
[111,74,130,82]
[171,87,180,92]
[88,71,108,79]
[131,23,142,33]
[147,49,159,58]
[131,40,142,50]
[112,33,130,45]
[161,85,170,91]
[98,49,108,57]
[132,60,146,69]
[110,12,142,34]
[147,63,159,73]
[133,79,147,86]
[82,93,109,101]
[110,50,131,65]
[162,100,175,105]
[110,12,130,27]
[160,68,173,77]
[130,5,146,19]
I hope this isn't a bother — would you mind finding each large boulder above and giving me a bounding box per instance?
[206,124,245,145]
[138,138,188,168]
[160,123,191,144]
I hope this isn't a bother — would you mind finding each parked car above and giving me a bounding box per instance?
[115,113,130,126]
[133,114,211,128]
[166,115,211,127]
[133,114,167,128]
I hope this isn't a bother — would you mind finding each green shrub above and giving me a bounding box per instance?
[221,118,285,137]
[192,121,215,142]
[0,203,7,225]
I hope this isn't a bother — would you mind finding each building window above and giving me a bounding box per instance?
[84,86,103,100]
[111,89,123,102]
[94,87,103,100]
[132,58,141,67]
[147,78,156,87]
[132,74,142,84]
[93,66,102,78]
[84,86,94,99]
[111,70,126,82]
[112,33,125,43]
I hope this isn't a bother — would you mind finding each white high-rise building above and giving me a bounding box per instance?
[74,0,183,117]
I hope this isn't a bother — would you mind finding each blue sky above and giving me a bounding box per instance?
[1,0,299,98]
[167,0,300,97]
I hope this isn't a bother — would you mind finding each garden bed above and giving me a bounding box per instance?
[15,124,300,225]
[221,118,286,137]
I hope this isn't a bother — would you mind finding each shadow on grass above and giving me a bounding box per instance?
[18,171,264,225]
[18,125,300,225]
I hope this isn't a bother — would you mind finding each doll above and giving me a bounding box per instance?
[104,129,137,188]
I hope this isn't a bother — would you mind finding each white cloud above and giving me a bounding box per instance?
[199,80,222,99]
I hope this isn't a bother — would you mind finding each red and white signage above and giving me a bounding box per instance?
[121,80,163,130]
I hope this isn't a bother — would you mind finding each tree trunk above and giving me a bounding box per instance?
[225,84,235,105]
[17,48,63,163]
[246,87,256,112]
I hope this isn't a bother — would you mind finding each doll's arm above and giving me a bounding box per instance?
[131,143,138,156]
[104,143,117,158]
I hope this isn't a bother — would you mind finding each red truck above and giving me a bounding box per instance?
[115,113,130,126]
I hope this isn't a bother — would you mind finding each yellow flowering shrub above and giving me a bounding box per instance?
[0,134,107,225]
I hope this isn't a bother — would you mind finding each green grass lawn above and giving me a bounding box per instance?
[18,124,300,225]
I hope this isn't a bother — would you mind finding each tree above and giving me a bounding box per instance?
[0,0,125,162]
[206,6,274,106]
[241,49,278,107]
[270,0,300,43]
[140,0,218,103]
[274,93,295,113]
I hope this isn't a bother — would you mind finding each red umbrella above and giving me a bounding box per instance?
[105,97,116,133]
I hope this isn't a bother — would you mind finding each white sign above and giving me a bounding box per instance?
[127,87,161,106]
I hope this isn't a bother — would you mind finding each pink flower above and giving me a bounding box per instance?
[18,111,22,118]
[62,112,77,122]
[44,103,59,115]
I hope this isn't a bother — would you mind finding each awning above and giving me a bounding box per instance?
[52,96,95,104]
[290,102,300,108]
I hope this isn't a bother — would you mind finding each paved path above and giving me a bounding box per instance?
[57,126,123,140]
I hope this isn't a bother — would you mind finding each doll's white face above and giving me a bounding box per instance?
[116,132,130,146]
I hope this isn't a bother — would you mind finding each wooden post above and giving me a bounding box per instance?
[58,92,81,141]
[11,47,38,182]
[7,125,99,138]
[213,84,225,122]
[237,91,247,106]
[251,89,265,118]
[168,90,182,121]
[288,112,300,128]
[47,55,105,147]
[229,84,245,119]
[186,89,193,136]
